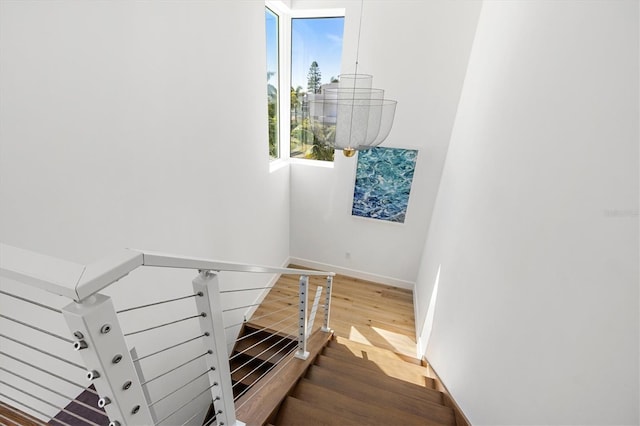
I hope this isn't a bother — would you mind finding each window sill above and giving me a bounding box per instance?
[289,158,335,169]
[269,158,290,173]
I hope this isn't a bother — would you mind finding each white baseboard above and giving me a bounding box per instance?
[288,257,415,290]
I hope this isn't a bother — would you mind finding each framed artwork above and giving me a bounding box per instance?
[352,147,418,223]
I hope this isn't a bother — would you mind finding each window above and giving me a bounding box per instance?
[266,7,280,159]
[290,16,345,162]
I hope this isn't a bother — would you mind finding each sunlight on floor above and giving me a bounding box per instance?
[371,326,417,357]
[347,325,372,346]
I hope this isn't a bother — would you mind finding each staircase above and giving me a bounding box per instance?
[1,244,467,426]
[230,324,297,399]
[272,336,456,426]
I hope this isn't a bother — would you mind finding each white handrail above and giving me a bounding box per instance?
[0,243,85,300]
[0,242,334,426]
[0,243,335,302]
[137,249,335,277]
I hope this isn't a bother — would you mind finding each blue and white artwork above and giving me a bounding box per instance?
[352,147,418,223]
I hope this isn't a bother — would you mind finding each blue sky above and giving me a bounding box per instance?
[266,9,279,87]
[291,17,344,92]
[266,11,344,93]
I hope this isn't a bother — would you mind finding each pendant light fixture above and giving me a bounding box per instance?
[309,0,397,157]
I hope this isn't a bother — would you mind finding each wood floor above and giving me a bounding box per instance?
[249,267,417,360]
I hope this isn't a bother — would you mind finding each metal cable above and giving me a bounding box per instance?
[116,293,202,314]
[229,316,297,363]
[141,351,210,386]
[221,293,296,313]
[222,289,309,329]
[221,302,261,313]
[0,290,62,314]
[219,286,274,294]
[0,413,20,426]
[0,314,72,343]
[0,366,107,419]
[0,334,84,370]
[0,351,96,395]
[231,332,297,375]
[233,312,297,344]
[180,405,209,426]
[233,344,298,402]
[223,320,246,330]
[203,410,218,426]
[0,394,68,426]
[149,368,211,407]
[247,304,296,322]
[132,333,207,363]
[231,333,296,389]
[154,382,217,425]
[0,381,100,426]
[0,412,29,426]
[124,313,204,337]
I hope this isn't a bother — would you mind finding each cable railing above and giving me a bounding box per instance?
[0,243,334,426]
[0,281,107,426]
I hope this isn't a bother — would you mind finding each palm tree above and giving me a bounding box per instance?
[309,122,335,161]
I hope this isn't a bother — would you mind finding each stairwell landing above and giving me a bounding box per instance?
[236,270,470,426]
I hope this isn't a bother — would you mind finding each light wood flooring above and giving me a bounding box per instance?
[249,267,417,359]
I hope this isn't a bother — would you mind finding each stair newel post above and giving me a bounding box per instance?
[295,275,310,360]
[321,275,333,332]
[62,294,154,426]
[193,270,244,426]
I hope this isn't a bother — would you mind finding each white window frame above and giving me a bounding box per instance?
[268,1,345,172]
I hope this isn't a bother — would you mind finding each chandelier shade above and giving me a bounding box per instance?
[308,74,397,157]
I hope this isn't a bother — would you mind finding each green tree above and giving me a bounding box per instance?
[267,71,278,158]
[309,122,335,161]
[307,61,322,94]
[290,86,303,126]
[268,98,278,158]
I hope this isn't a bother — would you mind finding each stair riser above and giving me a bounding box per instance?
[314,355,444,404]
[292,380,445,426]
[305,366,455,425]
[320,348,436,388]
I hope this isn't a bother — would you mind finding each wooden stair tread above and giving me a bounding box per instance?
[243,323,297,341]
[314,354,443,403]
[309,362,443,405]
[323,344,431,378]
[331,335,421,365]
[234,332,296,364]
[0,402,44,426]
[305,365,455,425]
[322,347,434,388]
[292,379,447,426]
[276,397,362,426]
[320,347,435,387]
[235,330,333,426]
[230,356,271,386]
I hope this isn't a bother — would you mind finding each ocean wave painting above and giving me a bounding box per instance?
[352,147,418,223]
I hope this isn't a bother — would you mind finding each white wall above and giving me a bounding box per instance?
[289,0,482,287]
[416,1,639,424]
[0,1,289,423]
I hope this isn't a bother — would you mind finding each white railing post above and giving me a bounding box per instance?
[322,275,333,332]
[295,275,309,360]
[62,294,154,426]
[193,270,244,426]
[307,285,323,337]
